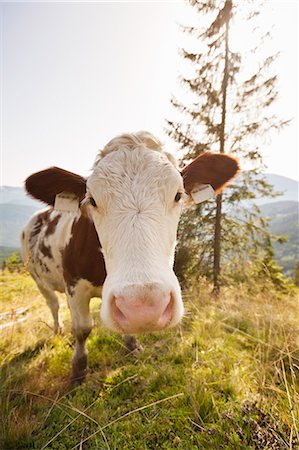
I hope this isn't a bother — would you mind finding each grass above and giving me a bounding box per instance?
[0,271,298,449]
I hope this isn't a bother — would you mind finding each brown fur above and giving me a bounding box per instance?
[63,215,106,289]
[28,210,51,253]
[182,152,239,194]
[25,167,86,206]
[45,214,62,236]
[39,241,53,259]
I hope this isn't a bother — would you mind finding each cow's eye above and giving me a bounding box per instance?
[174,192,182,202]
[90,197,97,207]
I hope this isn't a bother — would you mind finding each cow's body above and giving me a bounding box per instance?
[22,209,105,318]
[22,131,239,383]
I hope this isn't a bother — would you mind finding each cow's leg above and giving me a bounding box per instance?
[36,283,62,334]
[123,335,143,353]
[67,289,93,384]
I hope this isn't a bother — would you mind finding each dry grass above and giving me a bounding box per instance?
[0,271,298,449]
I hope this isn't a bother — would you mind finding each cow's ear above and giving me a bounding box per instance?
[181,152,239,197]
[25,167,86,206]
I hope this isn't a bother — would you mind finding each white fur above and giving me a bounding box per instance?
[86,132,185,331]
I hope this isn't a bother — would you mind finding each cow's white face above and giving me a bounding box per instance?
[86,145,185,333]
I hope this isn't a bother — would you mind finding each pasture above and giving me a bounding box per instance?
[0,271,298,449]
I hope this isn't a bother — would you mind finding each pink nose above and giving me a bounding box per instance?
[111,287,173,333]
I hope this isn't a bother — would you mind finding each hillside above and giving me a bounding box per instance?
[260,201,299,276]
[260,174,298,204]
[0,186,42,248]
[0,186,42,207]
[0,204,40,248]
[0,272,298,449]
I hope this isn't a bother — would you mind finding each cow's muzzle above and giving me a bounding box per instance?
[110,283,174,333]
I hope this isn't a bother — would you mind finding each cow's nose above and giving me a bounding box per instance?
[111,291,173,333]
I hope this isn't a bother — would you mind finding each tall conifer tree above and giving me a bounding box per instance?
[167,0,288,290]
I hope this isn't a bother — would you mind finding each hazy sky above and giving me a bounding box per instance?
[1,1,298,187]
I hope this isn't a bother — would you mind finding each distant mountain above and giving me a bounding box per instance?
[238,174,298,276]
[0,204,40,247]
[259,201,298,277]
[261,174,298,204]
[0,186,42,208]
[259,200,298,220]
[0,186,42,248]
[238,173,298,206]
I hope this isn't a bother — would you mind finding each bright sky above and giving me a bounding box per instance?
[1,0,298,187]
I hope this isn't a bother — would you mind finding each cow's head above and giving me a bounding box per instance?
[25,132,239,334]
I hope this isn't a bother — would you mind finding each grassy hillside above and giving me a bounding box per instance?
[0,272,298,449]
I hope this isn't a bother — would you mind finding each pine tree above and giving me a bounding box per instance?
[167,0,288,291]
[254,236,295,292]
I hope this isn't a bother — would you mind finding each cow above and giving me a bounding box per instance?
[21,131,239,383]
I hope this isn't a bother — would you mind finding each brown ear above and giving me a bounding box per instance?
[181,152,239,195]
[25,167,86,206]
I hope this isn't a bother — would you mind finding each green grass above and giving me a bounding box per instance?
[0,272,298,449]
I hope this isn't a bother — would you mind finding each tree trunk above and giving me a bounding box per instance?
[213,192,222,292]
[213,2,231,293]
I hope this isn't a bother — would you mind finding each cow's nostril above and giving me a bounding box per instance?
[111,297,129,327]
[159,296,173,326]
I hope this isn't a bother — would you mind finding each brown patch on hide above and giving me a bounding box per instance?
[45,214,61,237]
[39,241,53,259]
[182,152,239,195]
[25,167,86,206]
[29,210,50,243]
[28,210,60,260]
[63,215,106,288]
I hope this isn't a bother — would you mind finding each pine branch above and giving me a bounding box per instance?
[202,0,232,39]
